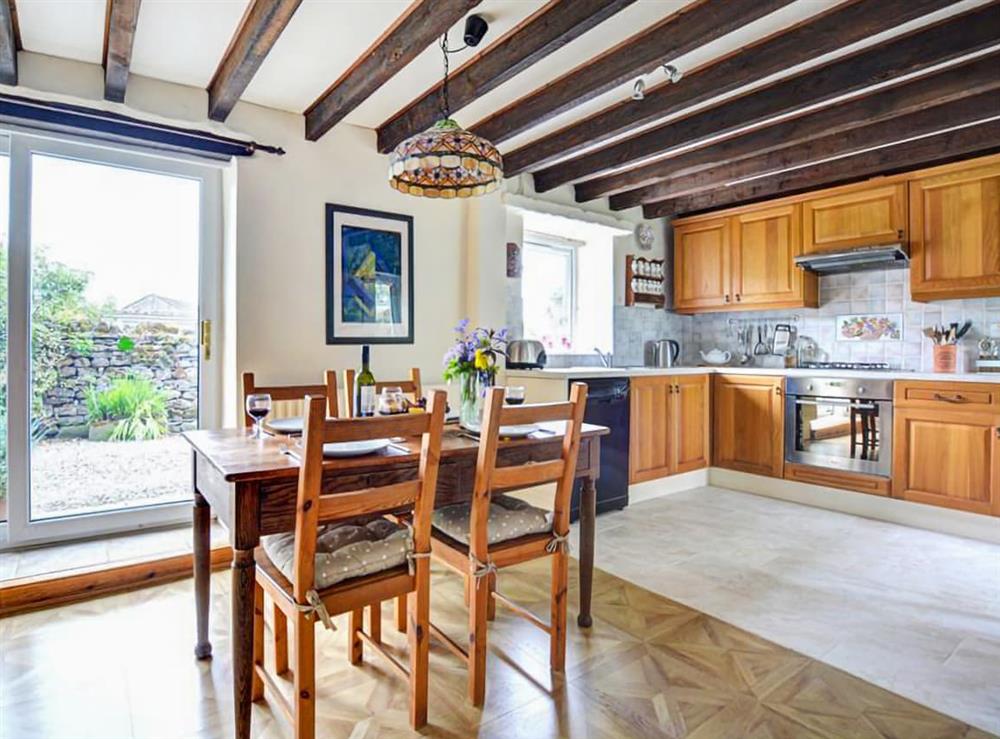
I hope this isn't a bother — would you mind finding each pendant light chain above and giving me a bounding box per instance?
[439,33,451,121]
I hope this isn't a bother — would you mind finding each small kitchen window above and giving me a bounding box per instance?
[521,233,578,353]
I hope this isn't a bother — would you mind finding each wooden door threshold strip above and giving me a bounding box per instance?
[0,544,232,617]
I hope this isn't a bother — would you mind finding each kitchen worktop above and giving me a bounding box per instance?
[506,366,1000,383]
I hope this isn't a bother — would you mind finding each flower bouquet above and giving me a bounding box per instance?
[443,319,508,427]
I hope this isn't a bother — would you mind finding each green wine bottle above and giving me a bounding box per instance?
[355,344,376,417]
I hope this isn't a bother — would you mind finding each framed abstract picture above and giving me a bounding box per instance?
[325,204,414,344]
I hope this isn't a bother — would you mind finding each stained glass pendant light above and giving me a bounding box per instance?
[388,34,503,199]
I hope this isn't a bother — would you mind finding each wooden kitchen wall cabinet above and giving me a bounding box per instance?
[713,374,784,478]
[909,159,1000,302]
[673,205,817,314]
[673,218,731,311]
[732,204,816,308]
[629,374,710,483]
[892,380,1000,515]
[801,182,906,253]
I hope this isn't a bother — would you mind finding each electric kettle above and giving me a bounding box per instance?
[646,339,680,368]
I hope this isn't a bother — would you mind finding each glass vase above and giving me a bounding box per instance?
[459,371,494,429]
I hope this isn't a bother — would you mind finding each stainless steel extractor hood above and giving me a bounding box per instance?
[794,244,909,275]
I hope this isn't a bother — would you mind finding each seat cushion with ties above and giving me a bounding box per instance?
[431,494,553,546]
[261,517,411,590]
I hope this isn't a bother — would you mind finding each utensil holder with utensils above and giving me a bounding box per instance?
[933,344,958,373]
[924,321,971,373]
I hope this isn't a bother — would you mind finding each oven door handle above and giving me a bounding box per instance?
[792,399,879,411]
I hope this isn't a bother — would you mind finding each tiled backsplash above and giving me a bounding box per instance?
[509,268,995,372]
[685,268,997,372]
[612,305,692,367]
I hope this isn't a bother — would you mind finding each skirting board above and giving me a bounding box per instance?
[709,468,1000,545]
[629,469,710,505]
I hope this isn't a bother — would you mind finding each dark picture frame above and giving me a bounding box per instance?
[325,203,414,345]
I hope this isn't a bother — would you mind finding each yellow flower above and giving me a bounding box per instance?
[474,349,490,371]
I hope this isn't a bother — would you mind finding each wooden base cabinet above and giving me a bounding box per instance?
[630,374,710,484]
[892,381,1000,515]
[713,375,784,478]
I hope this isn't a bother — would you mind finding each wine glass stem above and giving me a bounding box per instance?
[255,421,262,439]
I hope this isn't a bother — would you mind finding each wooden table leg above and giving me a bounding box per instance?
[232,548,256,739]
[193,490,213,660]
[577,476,596,628]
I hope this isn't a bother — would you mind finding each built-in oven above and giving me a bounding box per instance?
[784,376,893,477]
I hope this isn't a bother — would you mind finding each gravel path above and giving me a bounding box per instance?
[31,435,191,518]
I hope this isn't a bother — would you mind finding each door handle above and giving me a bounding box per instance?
[933,393,966,403]
[200,319,212,361]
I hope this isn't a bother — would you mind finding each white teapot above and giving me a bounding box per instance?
[700,349,732,365]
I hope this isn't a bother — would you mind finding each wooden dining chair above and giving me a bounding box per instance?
[342,367,422,418]
[429,382,588,706]
[241,371,339,428]
[252,391,446,736]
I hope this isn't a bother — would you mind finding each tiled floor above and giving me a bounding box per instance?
[576,485,1000,735]
[0,521,228,581]
[1,557,991,738]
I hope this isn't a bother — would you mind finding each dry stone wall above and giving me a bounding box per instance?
[43,324,198,436]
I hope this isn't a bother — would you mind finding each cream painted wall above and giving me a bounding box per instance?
[13,52,487,420]
[9,51,667,422]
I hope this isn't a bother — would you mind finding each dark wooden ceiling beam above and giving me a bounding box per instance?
[305,0,481,142]
[596,52,1000,208]
[528,1,1000,191]
[376,0,639,153]
[507,0,970,181]
[207,0,302,122]
[102,0,142,103]
[0,0,17,86]
[466,0,792,149]
[632,93,999,206]
[643,119,1000,219]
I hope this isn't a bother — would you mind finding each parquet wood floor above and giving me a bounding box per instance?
[0,557,992,738]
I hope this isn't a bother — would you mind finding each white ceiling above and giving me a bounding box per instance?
[10,0,992,157]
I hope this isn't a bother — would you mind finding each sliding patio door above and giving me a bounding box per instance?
[2,131,222,547]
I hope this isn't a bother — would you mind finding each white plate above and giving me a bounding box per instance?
[322,439,391,458]
[267,416,304,434]
[460,423,539,439]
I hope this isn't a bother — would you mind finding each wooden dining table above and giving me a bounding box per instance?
[184,421,608,739]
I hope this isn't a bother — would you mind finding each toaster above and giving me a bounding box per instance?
[506,340,547,370]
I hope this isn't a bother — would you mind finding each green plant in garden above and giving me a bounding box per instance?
[86,376,169,441]
[0,247,114,499]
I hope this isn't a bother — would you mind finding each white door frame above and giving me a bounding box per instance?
[2,129,224,548]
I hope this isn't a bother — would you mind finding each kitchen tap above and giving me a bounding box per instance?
[594,348,613,367]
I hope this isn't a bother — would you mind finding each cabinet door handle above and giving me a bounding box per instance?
[724,294,731,303]
[897,229,904,239]
[933,393,967,403]
[735,294,741,302]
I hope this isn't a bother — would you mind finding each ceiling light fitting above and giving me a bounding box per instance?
[388,20,502,199]
[663,64,682,83]
[631,79,646,101]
